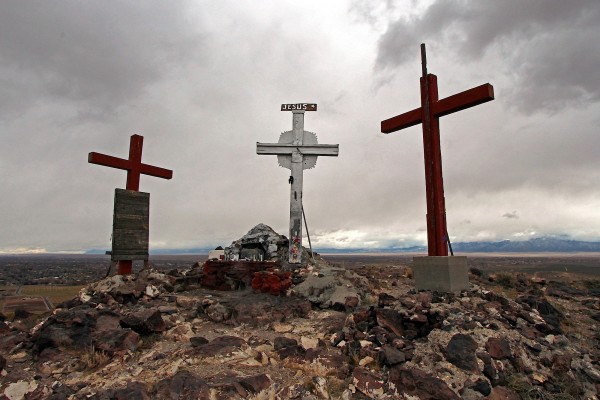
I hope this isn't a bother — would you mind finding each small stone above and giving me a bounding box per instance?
[345,296,359,309]
[301,336,319,350]
[272,322,293,333]
[377,344,405,367]
[145,285,160,298]
[378,293,396,307]
[486,337,512,359]
[375,308,404,337]
[359,356,375,366]
[239,374,271,393]
[388,366,459,399]
[189,336,209,347]
[273,337,297,350]
[486,386,520,400]
[352,367,385,399]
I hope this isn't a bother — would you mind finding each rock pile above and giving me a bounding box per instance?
[1,249,600,399]
[224,223,288,262]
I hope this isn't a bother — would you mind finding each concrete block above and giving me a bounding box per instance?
[413,256,470,292]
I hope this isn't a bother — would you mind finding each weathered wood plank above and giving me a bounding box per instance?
[112,189,150,261]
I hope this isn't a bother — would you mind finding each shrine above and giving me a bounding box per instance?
[88,134,173,275]
[257,104,339,264]
[381,44,495,291]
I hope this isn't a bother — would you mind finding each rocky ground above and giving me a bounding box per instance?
[1,256,600,399]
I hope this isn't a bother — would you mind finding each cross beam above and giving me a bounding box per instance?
[88,134,172,274]
[380,44,494,256]
[256,143,339,156]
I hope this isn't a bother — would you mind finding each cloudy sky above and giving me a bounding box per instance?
[1,0,600,253]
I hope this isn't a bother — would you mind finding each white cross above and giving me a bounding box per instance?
[257,108,339,264]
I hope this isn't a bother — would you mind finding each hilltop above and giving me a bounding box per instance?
[0,255,599,399]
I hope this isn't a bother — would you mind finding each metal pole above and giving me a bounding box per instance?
[301,204,314,260]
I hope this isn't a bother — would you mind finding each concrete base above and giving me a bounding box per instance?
[413,256,470,292]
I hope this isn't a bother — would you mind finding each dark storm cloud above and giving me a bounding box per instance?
[502,211,519,219]
[0,1,203,118]
[375,0,600,113]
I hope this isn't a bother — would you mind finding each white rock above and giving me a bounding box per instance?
[301,336,319,350]
[359,356,375,366]
[3,380,38,400]
[145,285,160,298]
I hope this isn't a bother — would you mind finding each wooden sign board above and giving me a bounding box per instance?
[281,103,317,111]
[112,189,149,261]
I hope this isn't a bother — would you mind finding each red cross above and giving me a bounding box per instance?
[88,134,172,274]
[381,44,494,256]
[88,134,173,191]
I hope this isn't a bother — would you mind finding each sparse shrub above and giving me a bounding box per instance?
[403,267,413,279]
[139,333,162,350]
[469,267,483,277]
[81,344,110,369]
[582,279,600,290]
[495,273,516,289]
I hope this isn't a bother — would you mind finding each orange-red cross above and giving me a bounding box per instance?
[381,44,494,256]
[88,134,172,274]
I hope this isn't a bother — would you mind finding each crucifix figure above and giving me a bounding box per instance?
[257,104,339,264]
[381,44,494,257]
[89,134,173,275]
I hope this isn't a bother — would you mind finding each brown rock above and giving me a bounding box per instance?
[375,308,404,337]
[273,336,298,350]
[378,293,396,307]
[388,366,460,399]
[154,370,210,399]
[445,333,479,372]
[120,309,166,335]
[239,374,271,393]
[377,344,405,367]
[352,367,385,398]
[94,329,140,354]
[551,352,573,372]
[109,382,151,400]
[194,335,246,357]
[277,345,305,360]
[345,296,359,309]
[189,336,209,347]
[416,292,433,305]
[486,338,512,359]
[485,386,520,400]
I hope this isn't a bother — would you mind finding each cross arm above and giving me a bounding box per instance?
[88,152,130,170]
[257,143,339,156]
[88,152,173,179]
[433,83,494,118]
[139,164,173,180]
[381,108,422,134]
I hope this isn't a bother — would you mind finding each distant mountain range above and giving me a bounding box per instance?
[86,237,600,255]
[316,237,600,254]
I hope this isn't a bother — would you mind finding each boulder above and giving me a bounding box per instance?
[193,335,247,357]
[388,366,460,400]
[154,370,210,399]
[352,367,385,398]
[486,337,512,359]
[224,224,288,261]
[444,333,479,372]
[120,309,166,335]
